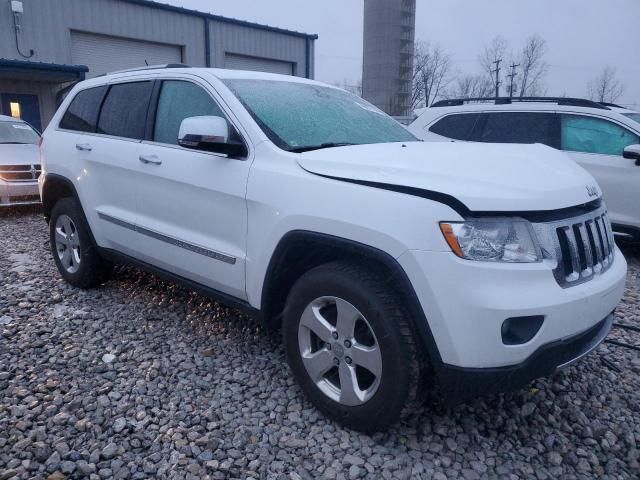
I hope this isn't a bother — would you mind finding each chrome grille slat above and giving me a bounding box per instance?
[576,223,593,276]
[594,217,609,267]
[0,164,41,182]
[564,226,581,281]
[587,219,602,271]
[532,205,615,288]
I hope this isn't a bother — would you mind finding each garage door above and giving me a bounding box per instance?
[71,32,183,78]
[225,53,294,76]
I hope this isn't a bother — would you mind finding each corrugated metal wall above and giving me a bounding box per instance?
[0,0,313,77]
[210,20,310,78]
[0,0,207,67]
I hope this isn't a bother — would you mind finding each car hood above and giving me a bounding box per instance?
[0,144,39,165]
[296,142,600,214]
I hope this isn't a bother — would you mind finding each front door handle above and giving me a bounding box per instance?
[75,143,92,152]
[139,155,162,165]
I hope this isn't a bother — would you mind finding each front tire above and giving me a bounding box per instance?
[283,261,425,431]
[49,197,113,288]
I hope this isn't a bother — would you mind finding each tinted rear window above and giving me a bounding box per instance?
[97,82,153,139]
[479,112,558,147]
[59,86,107,133]
[429,113,481,140]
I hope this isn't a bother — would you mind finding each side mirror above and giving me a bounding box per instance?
[623,144,640,166]
[178,116,247,158]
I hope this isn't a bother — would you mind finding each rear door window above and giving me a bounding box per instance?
[97,82,153,140]
[561,115,639,156]
[59,86,107,133]
[429,113,481,141]
[478,112,559,148]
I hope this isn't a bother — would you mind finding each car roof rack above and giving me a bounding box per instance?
[102,63,192,76]
[599,102,625,109]
[430,96,610,110]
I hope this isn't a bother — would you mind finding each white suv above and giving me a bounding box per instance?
[409,97,640,242]
[39,68,627,431]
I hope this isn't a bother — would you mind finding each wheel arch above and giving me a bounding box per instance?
[260,230,443,366]
[41,173,80,222]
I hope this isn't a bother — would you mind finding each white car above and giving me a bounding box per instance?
[39,68,626,431]
[0,115,41,206]
[408,97,640,242]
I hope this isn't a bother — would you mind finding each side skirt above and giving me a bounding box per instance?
[98,247,261,319]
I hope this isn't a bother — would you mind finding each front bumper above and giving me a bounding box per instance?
[438,312,613,404]
[0,180,40,206]
[398,247,627,369]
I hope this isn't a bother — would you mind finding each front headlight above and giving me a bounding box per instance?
[440,219,541,263]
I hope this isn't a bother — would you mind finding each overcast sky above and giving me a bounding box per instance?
[168,0,640,108]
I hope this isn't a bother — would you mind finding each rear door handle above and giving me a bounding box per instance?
[139,155,162,165]
[75,143,92,151]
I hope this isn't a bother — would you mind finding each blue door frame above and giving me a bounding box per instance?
[0,93,42,132]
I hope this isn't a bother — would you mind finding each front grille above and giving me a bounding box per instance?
[533,206,615,288]
[0,164,42,182]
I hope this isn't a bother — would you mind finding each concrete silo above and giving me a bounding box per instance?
[362,0,416,118]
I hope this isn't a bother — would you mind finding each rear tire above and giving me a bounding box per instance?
[49,197,113,288]
[283,261,425,431]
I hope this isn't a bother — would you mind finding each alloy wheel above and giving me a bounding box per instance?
[297,296,382,406]
[54,214,81,274]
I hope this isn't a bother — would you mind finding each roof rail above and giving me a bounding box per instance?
[430,96,610,110]
[599,102,624,109]
[104,63,191,76]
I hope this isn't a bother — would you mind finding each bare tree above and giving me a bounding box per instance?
[587,67,625,103]
[412,41,453,109]
[448,74,493,99]
[479,36,508,96]
[518,34,548,97]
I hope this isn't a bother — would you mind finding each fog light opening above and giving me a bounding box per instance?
[501,315,544,345]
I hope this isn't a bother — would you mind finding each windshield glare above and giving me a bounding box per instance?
[0,121,40,144]
[223,79,417,151]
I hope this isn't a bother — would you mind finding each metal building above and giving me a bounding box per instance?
[0,0,317,130]
[362,0,415,118]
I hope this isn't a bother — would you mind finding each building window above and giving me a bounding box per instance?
[9,102,21,119]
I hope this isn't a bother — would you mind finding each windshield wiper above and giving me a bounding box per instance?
[0,141,29,144]
[288,142,357,153]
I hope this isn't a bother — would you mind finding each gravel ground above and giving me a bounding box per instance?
[1,208,639,480]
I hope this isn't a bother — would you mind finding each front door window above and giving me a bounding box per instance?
[561,115,639,156]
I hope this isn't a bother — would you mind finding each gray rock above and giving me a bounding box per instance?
[113,417,127,433]
[343,454,365,466]
[60,461,76,474]
[0,470,18,480]
[549,452,563,466]
[77,461,97,475]
[101,443,118,460]
[102,353,116,364]
[521,402,537,417]
[348,465,362,479]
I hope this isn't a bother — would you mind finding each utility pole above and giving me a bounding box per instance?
[492,59,502,98]
[507,62,520,98]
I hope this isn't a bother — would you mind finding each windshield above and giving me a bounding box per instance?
[622,113,640,125]
[223,79,417,152]
[0,121,40,144]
